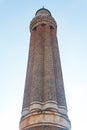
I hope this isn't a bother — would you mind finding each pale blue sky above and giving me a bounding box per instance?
[0,0,87,130]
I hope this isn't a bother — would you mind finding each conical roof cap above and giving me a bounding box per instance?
[35,7,51,16]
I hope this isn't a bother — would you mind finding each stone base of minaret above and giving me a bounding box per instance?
[20,101,71,130]
[20,112,70,130]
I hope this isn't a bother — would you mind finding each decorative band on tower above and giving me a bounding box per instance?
[20,8,71,130]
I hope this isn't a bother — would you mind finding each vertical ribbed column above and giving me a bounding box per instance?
[22,31,36,117]
[30,26,44,104]
[50,29,67,107]
[43,25,57,102]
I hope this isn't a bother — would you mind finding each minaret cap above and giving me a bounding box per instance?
[35,7,51,16]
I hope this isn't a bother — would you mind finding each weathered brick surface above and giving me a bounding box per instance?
[50,29,67,107]
[22,23,67,109]
[43,25,57,102]
[30,26,44,102]
[22,31,36,109]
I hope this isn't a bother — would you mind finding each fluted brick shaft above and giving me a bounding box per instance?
[20,8,71,130]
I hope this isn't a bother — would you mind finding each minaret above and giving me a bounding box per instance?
[20,8,71,130]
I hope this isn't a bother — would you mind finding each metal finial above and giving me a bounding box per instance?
[42,5,44,8]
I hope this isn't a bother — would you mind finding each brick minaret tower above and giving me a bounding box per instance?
[20,8,71,130]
